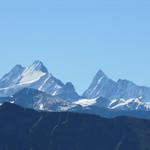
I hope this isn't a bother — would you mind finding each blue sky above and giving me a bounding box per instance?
[0,0,150,94]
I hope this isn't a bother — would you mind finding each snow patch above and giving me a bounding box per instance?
[108,97,149,110]
[20,68,46,85]
[74,98,97,107]
[38,75,51,91]
[89,76,104,96]
[39,104,44,110]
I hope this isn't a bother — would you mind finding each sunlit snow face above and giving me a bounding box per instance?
[74,98,97,107]
[20,70,46,85]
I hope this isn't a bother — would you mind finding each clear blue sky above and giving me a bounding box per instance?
[0,0,150,94]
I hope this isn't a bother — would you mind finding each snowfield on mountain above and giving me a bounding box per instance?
[1,60,150,118]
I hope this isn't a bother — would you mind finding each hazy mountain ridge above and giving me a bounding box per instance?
[0,61,80,101]
[1,61,150,117]
[83,69,150,102]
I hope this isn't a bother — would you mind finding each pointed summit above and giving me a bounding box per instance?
[0,64,25,88]
[28,60,48,73]
[11,65,25,73]
[91,69,108,87]
[95,69,107,79]
[83,69,116,98]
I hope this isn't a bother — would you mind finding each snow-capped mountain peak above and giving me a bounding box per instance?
[83,69,150,102]
[19,68,46,85]
[27,60,48,73]
[0,65,25,88]
[1,64,150,118]
[0,61,80,101]
[0,61,56,96]
[83,69,116,99]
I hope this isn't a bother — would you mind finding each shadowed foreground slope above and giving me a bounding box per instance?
[0,103,150,150]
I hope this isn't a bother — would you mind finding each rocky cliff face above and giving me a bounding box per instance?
[83,69,150,102]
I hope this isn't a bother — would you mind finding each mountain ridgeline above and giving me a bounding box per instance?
[0,61,80,101]
[1,61,150,150]
[83,69,150,101]
[1,61,150,118]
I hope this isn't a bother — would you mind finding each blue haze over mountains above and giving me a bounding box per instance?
[0,60,150,118]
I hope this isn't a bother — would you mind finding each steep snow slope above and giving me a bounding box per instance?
[0,61,80,101]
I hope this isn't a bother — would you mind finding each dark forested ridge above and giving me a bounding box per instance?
[0,103,150,150]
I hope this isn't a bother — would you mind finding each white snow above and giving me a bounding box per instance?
[108,97,145,110]
[25,61,41,72]
[109,99,118,107]
[74,97,150,111]
[20,68,46,85]
[74,98,97,107]
[52,91,58,96]
[39,104,44,110]
[0,86,15,90]
[38,75,51,91]
[144,102,150,109]
[89,76,104,96]
[0,71,46,91]
[0,64,46,91]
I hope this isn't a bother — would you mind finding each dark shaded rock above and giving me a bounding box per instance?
[0,103,150,150]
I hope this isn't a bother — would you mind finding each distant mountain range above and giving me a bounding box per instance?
[1,60,150,118]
